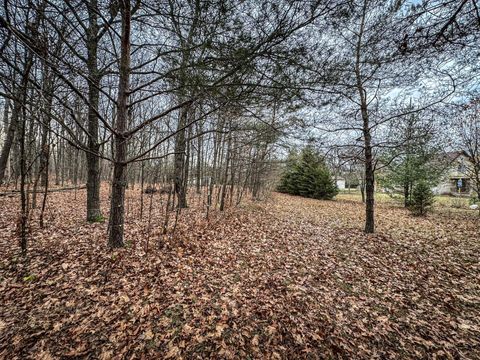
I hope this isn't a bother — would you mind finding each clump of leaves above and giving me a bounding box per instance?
[89,214,105,223]
[469,196,479,206]
[23,274,37,282]
[164,304,185,330]
[410,181,435,216]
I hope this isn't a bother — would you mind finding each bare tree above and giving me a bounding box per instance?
[456,100,480,205]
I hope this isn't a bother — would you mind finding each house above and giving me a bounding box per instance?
[433,151,474,196]
[335,177,346,190]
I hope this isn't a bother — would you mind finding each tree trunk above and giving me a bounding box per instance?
[0,97,18,185]
[38,100,52,189]
[17,76,33,253]
[109,160,127,248]
[363,132,375,233]
[140,161,144,219]
[219,127,232,211]
[195,122,202,194]
[404,183,409,207]
[73,149,79,199]
[53,142,60,185]
[39,146,50,228]
[1,96,9,131]
[207,129,221,219]
[174,106,188,208]
[108,1,131,248]
[19,104,28,253]
[360,96,375,233]
[229,139,237,207]
[60,133,65,186]
[183,124,192,199]
[85,0,102,221]
[355,1,375,234]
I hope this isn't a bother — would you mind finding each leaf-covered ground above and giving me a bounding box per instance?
[0,189,479,359]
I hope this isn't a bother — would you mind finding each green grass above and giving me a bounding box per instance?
[336,191,394,203]
[336,190,472,210]
[434,195,470,208]
[88,214,106,223]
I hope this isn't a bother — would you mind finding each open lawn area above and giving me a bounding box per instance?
[337,191,476,214]
[1,189,479,359]
[338,190,472,206]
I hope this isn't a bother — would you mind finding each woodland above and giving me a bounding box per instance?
[0,0,479,359]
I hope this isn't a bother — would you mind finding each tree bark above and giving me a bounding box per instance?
[16,53,34,252]
[220,127,232,211]
[174,106,188,208]
[0,97,11,181]
[363,126,375,234]
[0,98,19,185]
[108,0,131,248]
[207,129,221,219]
[85,0,102,221]
[355,0,375,234]
[39,146,50,228]
[39,82,53,187]
[195,122,202,194]
[19,102,28,253]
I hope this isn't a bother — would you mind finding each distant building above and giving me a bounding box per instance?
[336,177,346,190]
[433,151,474,196]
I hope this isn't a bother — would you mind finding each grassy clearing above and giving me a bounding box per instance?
[337,190,473,211]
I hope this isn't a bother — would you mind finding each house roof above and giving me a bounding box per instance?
[445,151,468,162]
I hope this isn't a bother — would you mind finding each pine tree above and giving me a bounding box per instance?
[410,181,435,216]
[378,113,444,207]
[277,146,338,200]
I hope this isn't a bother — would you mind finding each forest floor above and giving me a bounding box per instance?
[0,187,479,359]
